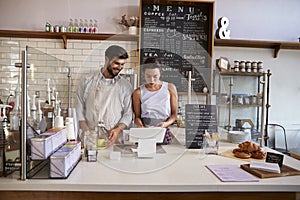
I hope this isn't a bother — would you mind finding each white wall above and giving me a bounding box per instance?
[215,0,300,41]
[1,0,299,148]
[0,0,140,33]
[1,0,299,41]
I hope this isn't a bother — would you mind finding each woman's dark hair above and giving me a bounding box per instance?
[142,57,162,71]
[105,45,129,61]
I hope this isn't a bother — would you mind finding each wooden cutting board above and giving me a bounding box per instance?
[219,149,265,161]
[241,164,300,178]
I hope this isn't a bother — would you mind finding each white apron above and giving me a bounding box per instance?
[85,78,122,134]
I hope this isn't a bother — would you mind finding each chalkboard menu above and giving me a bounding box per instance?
[140,0,214,93]
[185,104,217,149]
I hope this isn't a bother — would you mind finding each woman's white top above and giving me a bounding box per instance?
[140,81,171,121]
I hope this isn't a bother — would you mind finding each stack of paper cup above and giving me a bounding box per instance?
[65,117,76,141]
[54,116,64,128]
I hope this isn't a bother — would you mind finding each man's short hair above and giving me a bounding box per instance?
[105,45,129,61]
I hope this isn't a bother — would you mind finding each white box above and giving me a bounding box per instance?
[50,141,81,178]
[30,128,67,160]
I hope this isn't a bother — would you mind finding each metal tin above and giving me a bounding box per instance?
[54,25,60,32]
[45,22,50,32]
[239,61,246,72]
[250,95,257,105]
[246,61,252,72]
[258,61,263,73]
[50,25,54,32]
[60,26,67,32]
[251,61,257,72]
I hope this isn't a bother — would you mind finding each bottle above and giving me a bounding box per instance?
[0,105,10,176]
[45,22,50,32]
[78,19,84,33]
[88,19,93,33]
[93,19,98,33]
[30,94,38,130]
[9,87,21,131]
[83,19,88,33]
[73,19,79,33]
[68,19,73,32]
[176,107,183,127]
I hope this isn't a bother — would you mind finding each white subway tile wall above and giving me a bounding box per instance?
[0,37,139,110]
[0,37,205,121]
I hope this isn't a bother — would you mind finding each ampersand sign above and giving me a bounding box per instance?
[216,17,231,39]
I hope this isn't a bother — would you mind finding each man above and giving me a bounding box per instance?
[76,45,132,146]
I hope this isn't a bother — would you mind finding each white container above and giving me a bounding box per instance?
[30,128,67,160]
[227,131,251,144]
[50,141,81,178]
[129,26,138,35]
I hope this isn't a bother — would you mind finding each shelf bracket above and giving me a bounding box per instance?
[62,34,67,49]
[273,45,281,58]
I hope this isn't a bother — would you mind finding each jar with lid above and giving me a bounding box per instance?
[239,61,246,72]
[54,25,60,32]
[234,60,239,72]
[246,61,252,72]
[45,22,50,32]
[250,95,257,105]
[257,61,263,73]
[251,61,258,72]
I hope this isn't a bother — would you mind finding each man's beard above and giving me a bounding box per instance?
[107,63,120,78]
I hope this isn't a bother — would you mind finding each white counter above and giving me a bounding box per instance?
[1,138,300,193]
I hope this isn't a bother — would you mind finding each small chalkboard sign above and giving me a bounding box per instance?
[185,104,217,149]
[266,152,284,167]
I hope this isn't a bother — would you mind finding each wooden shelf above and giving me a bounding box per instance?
[218,104,261,107]
[1,30,299,57]
[0,30,139,49]
[220,71,263,76]
[214,38,300,58]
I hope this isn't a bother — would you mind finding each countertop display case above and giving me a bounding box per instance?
[0,45,71,178]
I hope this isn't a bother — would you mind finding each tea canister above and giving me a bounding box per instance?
[239,61,246,72]
[54,25,60,32]
[258,61,263,73]
[234,60,239,72]
[252,61,258,72]
[246,61,252,72]
[60,26,67,32]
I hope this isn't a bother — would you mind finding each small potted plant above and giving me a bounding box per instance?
[119,15,139,35]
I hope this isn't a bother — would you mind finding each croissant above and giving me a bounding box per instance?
[238,141,261,153]
[251,151,266,159]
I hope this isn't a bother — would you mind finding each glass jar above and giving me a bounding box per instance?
[239,61,246,72]
[252,61,258,72]
[258,61,263,73]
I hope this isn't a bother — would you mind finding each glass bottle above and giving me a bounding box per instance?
[83,19,88,33]
[73,19,79,33]
[9,87,21,131]
[68,19,73,32]
[78,19,84,33]
[45,22,50,32]
[176,106,183,127]
[93,19,98,33]
[88,19,93,33]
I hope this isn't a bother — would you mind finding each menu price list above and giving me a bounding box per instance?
[140,0,212,93]
[185,104,217,149]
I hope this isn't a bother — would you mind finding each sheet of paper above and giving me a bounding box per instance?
[250,161,281,173]
[206,165,259,182]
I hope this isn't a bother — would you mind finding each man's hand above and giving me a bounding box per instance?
[106,123,126,146]
[107,127,121,146]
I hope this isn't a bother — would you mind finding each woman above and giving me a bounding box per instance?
[132,57,178,144]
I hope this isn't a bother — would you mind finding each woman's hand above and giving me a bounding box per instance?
[156,122,166,128]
